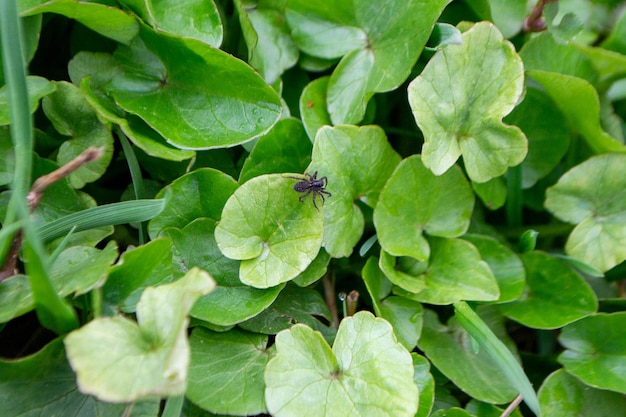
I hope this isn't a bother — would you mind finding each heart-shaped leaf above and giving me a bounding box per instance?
[215,174,323,288]
[545,153,626,272]
[408,22,527,183]
[64,268,215,402]
[374,155,474,261]
[264,311,418,417]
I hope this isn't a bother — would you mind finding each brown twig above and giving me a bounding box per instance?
[0,147,104,281]
[346,290,359,316]
[523,0,558,33]
[499,394,524,417]
[323,272,339,328]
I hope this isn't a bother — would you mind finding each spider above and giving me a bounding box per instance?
[285,171,332,210]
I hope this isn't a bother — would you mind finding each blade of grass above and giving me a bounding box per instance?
[1,0,78,333]
[36,199,165,242]
[454,301,541,416]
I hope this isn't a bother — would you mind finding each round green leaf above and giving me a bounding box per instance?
[391,237,499,305]
[558,312,626,394]
[538,369,626,416]
[545,153,626,272]
[148,168,238,238]
[287,0,449,124]
[215,174,323,288]
[408,22,527,183]
[309,125,401,257]
[412,354,435,417]
[374,155,474,261]
[299,76,331,141]
[164,219,283,326]
[462,234,525,303]
[64,268,215,402]
[265,311,418,417]
[498,252,597,329]
[0,76,55,126]
[380,296,423,351]
[418,308,518,404]
[105,26,282,150]
[187,328,271,415]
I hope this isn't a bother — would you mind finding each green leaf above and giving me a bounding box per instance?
[0,76,55,125]
[413,354,435,417]
[374,155,474,261]
[418,308,519,404]
[472,176,507,210]
[310,125,401,257]
[408,22,527,183]
[527,70,626,154]
[287,0,449,124]
[431,409,473,417]
[558,312,626,394]
[362,256,393,316]
[488,0,527,38]
[0,338,159,417]
[462,234,525,303]
[64,268,216,402]
[42,81,113,188]
[538,369,626,416]
[299,76,331,141]
[149,168,238,238]
[0,275,32,323]
[103,238,174,314]
[380,296,423,351]
[120,0,223,47]
[239,118,312,184]
[498,251,597,329]
[104,26,282,150]
[545,153,626,272]
[454,302,540,415]
[164,218,283,326]
[391,237,499,304]
[187,328,271,415]
[215,174,323,288]
[239,284,333,338]
[20,0,139,44]
[235,0,298,84]
[505,87,570,189]
[265,311,418,417]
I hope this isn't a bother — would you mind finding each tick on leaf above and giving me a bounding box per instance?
[285,171,332,210]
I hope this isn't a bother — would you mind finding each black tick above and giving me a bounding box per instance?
[286,171,332,210]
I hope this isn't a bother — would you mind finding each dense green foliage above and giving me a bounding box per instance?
[1,1,626,416]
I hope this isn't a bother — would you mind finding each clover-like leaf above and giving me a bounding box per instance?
[545,153,626,272]
[308,125,401,257]
[64,268,215,402]
[299,77,331,141]
[558,312,626,394]
[408,22,527,183]
[374,155,474,261]
[286,0,449,124]
[187,328,272,415]
[0,76,55,125]
[264,311,418,417]
[104,26,282,150]
[215,174,323,288]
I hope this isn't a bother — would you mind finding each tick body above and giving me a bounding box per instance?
[286,171,332,210]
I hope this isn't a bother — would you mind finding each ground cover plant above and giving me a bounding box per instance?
[1,0,626,416]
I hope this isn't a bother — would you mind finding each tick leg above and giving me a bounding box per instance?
[298,189,312,202]
[320,190,332,197]
[311,193,320,210]
[319,176,328,187]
